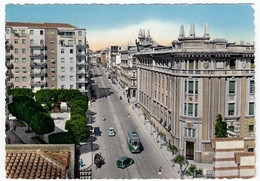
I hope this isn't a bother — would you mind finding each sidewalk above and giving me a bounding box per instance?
[112,79,213,179]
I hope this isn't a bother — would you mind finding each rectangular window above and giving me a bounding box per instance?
[70,76,74,81]
[61,76,65,81]
[15,67,19,73]
[22,77,27,82]
[30,30,34,35]
[189,60,194,69]
[21,30,25,36]
[51,40,55,44]
[40,49,44,54]
[184,103,187,115]
[30,39,34,45]
[15,77,19,82]
[51,76,55,81]
[185,81,187,93]
[61,49,64,54]
[188,81,193,94]
[22,67,27,73]
[40,39,44,45]
[51,58,55,63]
[249,125,254,133]
[22,49,26,54]
[70,67,74,72]
[61,85,65,89]
[51,67,55,72]
[61,58,65,63]
[61,67,65,72]
[195,81,198,94]
[78,40,82,45]
[51,49,55,54]
[40,30,43,35]
[15,48,18,54]
[228,126,234,132]
[14,39,18,44]
[51,30,55,35]
[78,31,82,36]
[249,102,254,115]
[70,49,73,54]
[195,104,198,117]
[250,80,255,94]
[15,58,19,63]
[22,39,26,44]
[70,85,73,89]
[228,103,235,116]
[70,58,74,63]
[68,40,73,45]
[51,85,55,89]
[188,103,193,116]
[229,81,235,94]
[22,58,26,63]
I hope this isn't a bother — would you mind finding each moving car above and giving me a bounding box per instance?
[108,127,115,136]
[94,127,101,135]
[117,157,134,169]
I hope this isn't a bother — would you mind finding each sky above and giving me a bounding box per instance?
[5,4,255,52]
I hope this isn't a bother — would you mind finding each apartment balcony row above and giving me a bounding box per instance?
[61,44,74,47]
[14,33,26,37]
[30,62,47,67]
[76,62,86,65]
[30,43,46,49]
[76,79,88,83]
[30,53,47,58]
[6,53,13,59]
[6,80,13,87]
[30,71,47,76]
[76,44,88,48]
[76,71,86,75]
[6,62,14,69]
[5,43,13,50]
[76,53,86,57]
[30,80,46,86]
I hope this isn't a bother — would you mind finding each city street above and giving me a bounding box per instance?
[87,66,179,179]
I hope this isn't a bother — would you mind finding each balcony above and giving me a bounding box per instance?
[30,43,46,49]
[76,79,88,83]
[30,53,46,58]
[76,44,87,48]
[30,62,47,67]
[76,71,86,75]
[61,44,74,47]
[14,33,26,37]
[76,62,86,65]
[30,80,46,86]
[76,53,86,57]
[6,80,13,87]
[5,43,13,50]
[6,62,14,69]
[6,53,13,59]
[30,71,47,76]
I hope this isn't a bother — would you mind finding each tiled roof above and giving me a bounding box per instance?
[6,22,76,28]
[5,150,70,179]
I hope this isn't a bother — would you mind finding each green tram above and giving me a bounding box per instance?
[127,130,141,153]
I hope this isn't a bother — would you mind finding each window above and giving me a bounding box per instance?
[15,67,19,73]
[51,67,55,72]
[78,40,82,45]
[40,39,44,45]
[22,67,27,73]
[188,103,193,116]
[185,81,187,93]
[248,148,254,152]
[229,81,235,94]
[70,85,73,89]
[61,58,65,63]
[51,40,55,44]
[249,125,254,134]
[61,76,65,81]
[51,76,55,81]
[249,102,254,115]
[70,49,73,54]
[51,58,55,63]
[22,39,26,44]
[61,49,64,54]
[21,30,25,36]
[70,58,74,63]
[184,103,187,115]
[23,86,27,88]
[22,49,26,54]
[189,60,194,69]
[70,67,74,72]
[22,58,26,63]
[15,48,18,54]
[40,30,43,35]
[51,49,55,54]
[15,58,19,63]
[188,81,193,94]
[30,30,34,35]
[228,103,235,116]
[30,39,34,45]
[22,77,27,82]
[195,81,198,94]
[78,31,82,36]
[70,76,74,81]
[51,30,55,35]
[61,67,65,72]
[195,104,198,117]
[40,49,44,54]
[68,40,73,46]
[228,126,234,132]
[250,80,255,94]
[61,85,65,89]
[14,39,18,44]
[6,29,10,34]
[15,77,19,82]
[51,85,55,89]
[13,30,17,34]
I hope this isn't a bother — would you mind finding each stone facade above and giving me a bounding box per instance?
[135,24,255,163]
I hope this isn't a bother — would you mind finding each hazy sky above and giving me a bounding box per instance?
[6,4,255,51]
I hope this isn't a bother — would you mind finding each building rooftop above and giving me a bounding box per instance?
[6,22,76,28]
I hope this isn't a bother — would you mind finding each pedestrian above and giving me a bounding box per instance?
[13,124,16,131]
[158,166,162,175]
[80,159,83,167]
[156,136,159,143]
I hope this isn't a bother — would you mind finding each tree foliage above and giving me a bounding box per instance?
[8,88,34,99]
[186,164,203,178]
[173,155,189,179]
[215,114,227,138]
[49,132,75,144]
[168,144,179,157]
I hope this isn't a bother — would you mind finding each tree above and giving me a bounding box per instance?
[215,114,227,138]
[168,144,179,157]
[173,155,189,179]
[8,88,34,99]
[34,89,58,111]
[186,164,203,178]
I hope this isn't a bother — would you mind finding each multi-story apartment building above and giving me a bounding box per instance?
[135,24,255,163]
[120,46,138,98]
[5,22,89,94]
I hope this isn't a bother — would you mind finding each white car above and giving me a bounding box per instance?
[108,127,115,136]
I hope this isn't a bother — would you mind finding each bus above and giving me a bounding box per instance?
[127,130,141,153]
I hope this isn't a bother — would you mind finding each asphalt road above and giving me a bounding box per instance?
[89,66,178,179]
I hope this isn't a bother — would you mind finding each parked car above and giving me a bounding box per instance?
[94,127,101,135]
[117,157,134,169]
[108,127,115,136]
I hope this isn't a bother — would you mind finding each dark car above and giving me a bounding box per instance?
[117,157,134,169]
[94,127,101,135]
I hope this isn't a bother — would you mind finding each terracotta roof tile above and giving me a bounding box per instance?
[6,22,76,28]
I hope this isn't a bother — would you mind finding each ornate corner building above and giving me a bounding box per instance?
[135,24,255,163]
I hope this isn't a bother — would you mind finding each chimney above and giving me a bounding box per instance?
[179,25,185,38]
[189,24,195,37]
